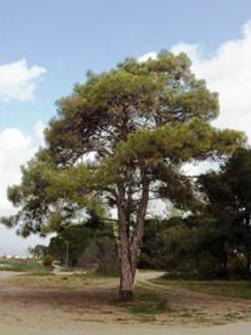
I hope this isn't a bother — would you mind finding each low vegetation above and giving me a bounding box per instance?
[117,290,169,315]
[153,277,251,300]
[0,258,48,273]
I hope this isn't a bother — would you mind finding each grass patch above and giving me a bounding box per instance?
[127,300,167,314]
[86,270,119,279]
[117,289,169,315]
[153,277,251,300]
[0,258,49,273]
[5,272,115,291]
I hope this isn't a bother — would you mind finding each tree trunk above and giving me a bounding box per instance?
[118,237,139,301]
[65,240,70,267]
[116,173,149,301]
[117,190,134,301]
[195,252,200,273]
[246,214,251,276]
[118,240,134,301]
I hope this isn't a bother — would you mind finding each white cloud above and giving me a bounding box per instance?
[171,21,251,142]
[0,59,46,102]
[0,126,46,255]
[33,120,46,143]
[138,51,157,63]
[0,128,35,215]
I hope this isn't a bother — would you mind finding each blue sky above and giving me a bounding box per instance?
[1,0,251,254]
[1,0,251,131]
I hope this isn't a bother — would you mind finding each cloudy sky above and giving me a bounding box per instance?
[1,0,251,255]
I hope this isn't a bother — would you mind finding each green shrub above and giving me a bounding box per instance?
[42,254,54,268]
[228,253,247,278]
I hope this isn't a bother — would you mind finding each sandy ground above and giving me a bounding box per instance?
[0,271,251,335]
[1,318,251,335]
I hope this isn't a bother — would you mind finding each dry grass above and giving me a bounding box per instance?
[1,272,251,327]
[153,278,251,300]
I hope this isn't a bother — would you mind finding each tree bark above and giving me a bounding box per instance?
[116,173,149,301]
[118,237,134,301]
[117,192,134,300]
[118,208,134,301]
[245,214,251,276]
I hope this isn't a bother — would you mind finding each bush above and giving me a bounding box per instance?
[42,254,54,268]
[228,253,247,278]
[80,235,119,275]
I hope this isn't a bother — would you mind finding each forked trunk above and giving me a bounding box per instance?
[117,220,147,300]
[118,249,134,301]
[117,174,149,301]
[117,228,137,301]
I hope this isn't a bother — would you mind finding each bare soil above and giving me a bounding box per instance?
[0,271,251,334]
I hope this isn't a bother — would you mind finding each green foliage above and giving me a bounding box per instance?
[0,258,47,273]
[198,148,251,276]
[228,253,247,277]
[119,290,168,314]
[95,235,119,275]
[48,224,92,266]
[140,214,246,279]
[42,254,54,268]
[140,217,198,272]
[155,278,251,300]
[46,212,118,272]
[28,244,47,259]
[2,51,246,288]
[140,148,251,279]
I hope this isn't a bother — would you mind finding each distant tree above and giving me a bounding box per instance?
[28,244,47,260]
[139,218,168,270]
[47,212,115,267]
[140,215,243,278]
[198,148,251,276]
[3,52,245,300]
[47,224,91,266]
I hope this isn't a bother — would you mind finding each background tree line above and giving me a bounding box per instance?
[140,148,251,279]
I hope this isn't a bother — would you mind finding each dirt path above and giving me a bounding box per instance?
[135,270,167,289]
[0,320,251,335]
[0,271,23,279]
[135,270,165,282]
